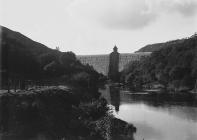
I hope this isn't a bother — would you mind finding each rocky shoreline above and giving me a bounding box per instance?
[0,86,136,140]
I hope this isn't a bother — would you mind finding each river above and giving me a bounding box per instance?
[100,85,197,140]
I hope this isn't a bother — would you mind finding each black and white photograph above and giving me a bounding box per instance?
[0,0,197,140]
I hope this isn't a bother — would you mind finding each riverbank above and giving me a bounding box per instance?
[0,86,136,140]
[100,85,197,140]
[119,88,197,106]
[119,83,197,101]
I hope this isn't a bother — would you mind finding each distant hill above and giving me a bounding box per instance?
[137,38,187,52]
[136,43,164,52]
[0,25,102,89]
[0,25,60,79]
[0,26,54,55]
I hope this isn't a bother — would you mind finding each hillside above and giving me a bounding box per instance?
[0,26,54,55]
[136,43,164,52]
[122,34,197,92]
[137,38,187,52]
[0,26,103,89]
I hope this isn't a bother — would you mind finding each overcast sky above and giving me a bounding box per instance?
[1,0,197,54]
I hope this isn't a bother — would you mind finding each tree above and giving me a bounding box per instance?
[71,72,90,87]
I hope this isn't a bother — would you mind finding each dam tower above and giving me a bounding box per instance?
[108,46,120,81]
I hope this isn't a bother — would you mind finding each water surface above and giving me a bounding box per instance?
[100,86,197,140]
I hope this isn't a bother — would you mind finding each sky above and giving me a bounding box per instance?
[1,0,197,55]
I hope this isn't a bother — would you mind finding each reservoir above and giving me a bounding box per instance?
[100,85,197,140]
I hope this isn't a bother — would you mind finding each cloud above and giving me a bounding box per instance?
[68,0,156,29]
[67,0,197,30]
[100,1,157,29]
[153,0,197,17]
[170,0,197,17]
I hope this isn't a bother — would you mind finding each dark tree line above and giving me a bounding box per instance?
[121,34,197,92]
[0,26,105,91]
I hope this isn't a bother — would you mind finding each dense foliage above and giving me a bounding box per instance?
[0,26,105,89]
[121,34,197,92]
[0,87,136,140]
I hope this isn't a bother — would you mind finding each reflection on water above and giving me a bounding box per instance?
[100,85,197,140]
[109,86,120,112]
